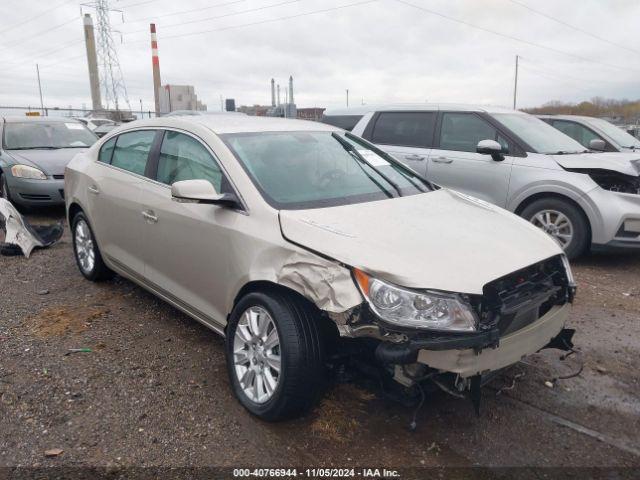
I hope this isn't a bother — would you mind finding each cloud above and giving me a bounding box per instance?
[0,0,638,113]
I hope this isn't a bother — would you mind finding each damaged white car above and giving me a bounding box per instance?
[65,115,576,420]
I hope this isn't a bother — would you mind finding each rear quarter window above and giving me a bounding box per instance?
[98,137,116,164]
[321,115,363,131]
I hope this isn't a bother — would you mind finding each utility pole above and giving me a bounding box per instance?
[346,89,349,108]
[513,55,519,110]
[150,23,161,116]
[83,14,102,111]
[36,64,44,115]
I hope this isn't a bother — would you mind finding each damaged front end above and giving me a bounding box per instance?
[327,255,576,412]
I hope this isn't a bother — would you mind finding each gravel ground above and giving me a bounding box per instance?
[1,208,639,475]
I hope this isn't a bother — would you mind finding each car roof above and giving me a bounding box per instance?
[322,103,519,116]
[114,115,340,134]
[536,114,598,122]
[2,116,82,123]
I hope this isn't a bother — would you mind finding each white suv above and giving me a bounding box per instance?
[324,104,640,258]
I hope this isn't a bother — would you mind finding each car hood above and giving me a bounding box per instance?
[7,148,87,176]
[279,189,562,295]
[551,152,640,176]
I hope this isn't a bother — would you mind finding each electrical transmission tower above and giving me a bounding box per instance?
[83,0,130,111]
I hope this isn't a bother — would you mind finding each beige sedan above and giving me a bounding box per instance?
[65,115,576,420]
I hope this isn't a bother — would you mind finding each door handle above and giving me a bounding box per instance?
[432,156,454,164]
[404,154,425,161]
[141,210,158,224]
[87,185,100,194]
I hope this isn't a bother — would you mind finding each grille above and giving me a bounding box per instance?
[479,256,570,335]
[19,193,51,201]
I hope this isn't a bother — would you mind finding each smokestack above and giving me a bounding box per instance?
[270,78,276,107]
[277,84,281,106]
[150,23,162,117]
[83,14,102,111]
[289,76,294,105]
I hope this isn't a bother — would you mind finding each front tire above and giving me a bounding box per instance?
[71,212,113,281]
[0,173,11,202]
[521,198,589,259]
[226,291,326,421]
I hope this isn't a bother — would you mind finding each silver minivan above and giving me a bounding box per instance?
[326,104,640,258]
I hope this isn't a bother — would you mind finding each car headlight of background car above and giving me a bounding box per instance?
[11,164,47,180]
[354,269,477,331]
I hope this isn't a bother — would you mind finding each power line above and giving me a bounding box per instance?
[0,0,76,36]
[394,0,640,75]
[506,0,640,57]
[0,17,78,50]
[124,0,301,35]
[3,39,84,69]
[127,0,377,43]
[123,0,246,25]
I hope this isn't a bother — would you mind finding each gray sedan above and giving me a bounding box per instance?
[0,116,97,208]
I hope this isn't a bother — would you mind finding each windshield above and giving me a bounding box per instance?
[3,122,98,149]
[492,113,587,154]
[222,131,431,210]
[586,118,640,149]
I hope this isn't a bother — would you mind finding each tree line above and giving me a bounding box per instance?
[523,97,640,123]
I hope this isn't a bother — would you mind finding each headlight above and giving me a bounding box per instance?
[560,255,576,286]
[11,164,47,180]
[353,269,477,331]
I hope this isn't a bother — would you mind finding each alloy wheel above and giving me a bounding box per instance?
[530,209,574,249]
[233,306,281,404]
[74,219,96,274]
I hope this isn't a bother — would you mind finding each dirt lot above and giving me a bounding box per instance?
[1,208,639,476]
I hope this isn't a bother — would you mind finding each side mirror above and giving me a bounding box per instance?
[589,138,606,151]
[171,179,239,208]
[476,139,505,161]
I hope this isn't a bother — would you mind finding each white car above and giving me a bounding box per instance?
[65,115,575,420]
[538,114,640,153]
[324,104,640,258]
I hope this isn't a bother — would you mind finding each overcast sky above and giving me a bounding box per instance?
[0,0,638,113]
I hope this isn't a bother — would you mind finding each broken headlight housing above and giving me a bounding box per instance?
[11,164,47,180]
[353,269,477,331]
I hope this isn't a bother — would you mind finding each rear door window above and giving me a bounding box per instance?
[371,112,436,148]
[439,113,502,153]
[110,130,155,176]
[156,131,224,191]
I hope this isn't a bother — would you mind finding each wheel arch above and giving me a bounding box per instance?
[228,280,339,337]
[514,192,593,245]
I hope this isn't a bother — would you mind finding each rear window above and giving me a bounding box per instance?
[321,115,363,131]
[371,112,436,148]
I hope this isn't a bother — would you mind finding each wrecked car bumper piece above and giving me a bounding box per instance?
[415,303,570,378]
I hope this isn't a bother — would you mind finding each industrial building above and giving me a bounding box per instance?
[159,85,207,114]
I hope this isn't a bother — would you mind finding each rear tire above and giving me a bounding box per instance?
[521,198,589,260]
[226,290,326,421]
[71,211,113,281]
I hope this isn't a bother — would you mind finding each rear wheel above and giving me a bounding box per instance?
[226,291,326,421]
[521,198,589,259]
[71,212,113,281]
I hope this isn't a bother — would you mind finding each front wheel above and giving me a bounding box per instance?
[225,291,326,421]
[521,198,589,259]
